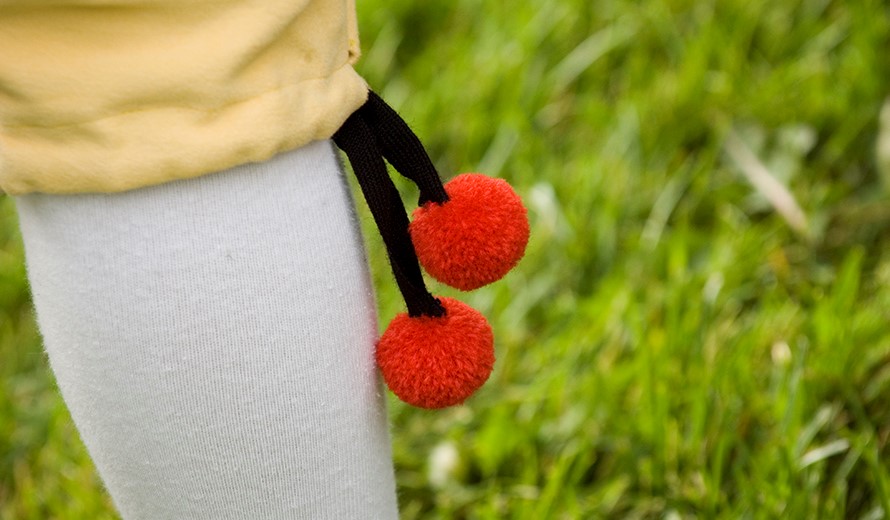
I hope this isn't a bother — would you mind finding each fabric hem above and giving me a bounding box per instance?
[0,65,369,195]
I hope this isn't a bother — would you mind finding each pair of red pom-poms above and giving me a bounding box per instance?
[375,173,529,409]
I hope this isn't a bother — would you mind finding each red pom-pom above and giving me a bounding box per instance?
[376,297,494,409]
[410,173,529,291]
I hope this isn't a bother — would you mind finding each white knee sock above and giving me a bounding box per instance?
[14,141,399,519]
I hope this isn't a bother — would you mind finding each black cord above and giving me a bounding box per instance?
[332,108,445,318]
[358,91,449,206]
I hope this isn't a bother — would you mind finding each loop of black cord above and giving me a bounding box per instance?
[358,91,449,206]
[332,108,445,319]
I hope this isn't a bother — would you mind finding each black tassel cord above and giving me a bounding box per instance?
[332,91,448,318]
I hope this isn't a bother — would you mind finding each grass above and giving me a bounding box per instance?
[3,0,890,517]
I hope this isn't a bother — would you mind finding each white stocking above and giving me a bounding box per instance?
[14,140,399,519]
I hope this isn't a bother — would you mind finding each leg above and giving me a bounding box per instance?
[14,141,399,519]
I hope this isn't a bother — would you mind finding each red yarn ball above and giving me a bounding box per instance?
[376,297,494,409]
[410,173,529,291]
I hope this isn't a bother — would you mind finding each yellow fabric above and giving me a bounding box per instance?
[0,0,368,195]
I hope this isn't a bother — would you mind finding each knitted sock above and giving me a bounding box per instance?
[13,141,399,519]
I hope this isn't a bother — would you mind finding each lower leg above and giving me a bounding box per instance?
[14,141,398,519]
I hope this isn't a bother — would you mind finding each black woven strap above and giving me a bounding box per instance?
[332,106,445,318]
[357,91,449,206]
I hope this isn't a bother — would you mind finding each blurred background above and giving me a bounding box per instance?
[3,0,890,518]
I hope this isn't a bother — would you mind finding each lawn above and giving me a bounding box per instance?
[3,0,890,518]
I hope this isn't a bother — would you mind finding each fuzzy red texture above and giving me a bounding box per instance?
[376,297,494,409]
[410,173,529,291]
